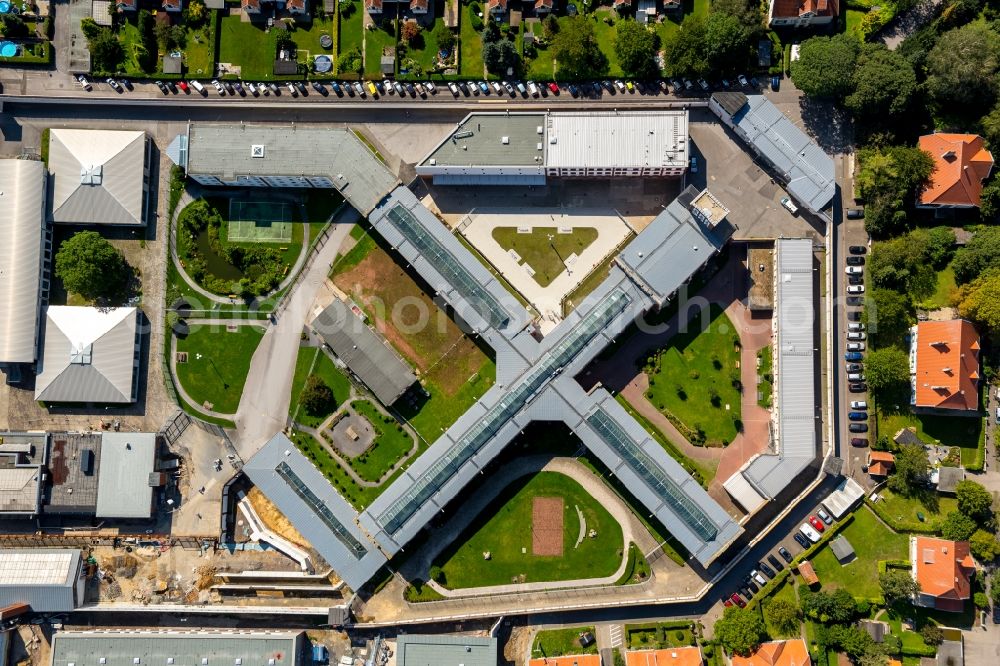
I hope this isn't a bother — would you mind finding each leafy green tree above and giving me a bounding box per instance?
[868,232,936,300]
[615,19,659,80]
[941,511,978,541]
[483,39,519,75]
[827,625,878,662]
[88,27,124,74]
[790,34,860,99]
[953,227,1000,284]
[799,588,856,623]
[300,375,335,416]
[879,569,920,605]
[920,625,944,646]
[433,20,455,53]
[663,16,708,78]
[924,227,957,268]
[764,598,801,637]
[182,0,207,27]
[888,443,930,496]
[846,44,917,120]
[551,16,608,81]
[711,0,763,25]
[980,178,1000,221]
[956,479,994,522]
[971,529,1000,561]
[863,347,911,397]
[925,23,1000,114]
[337,47,363,75]
[857,146,935,238]
[864,288,914,350]
[703,12,751,75]
[54,231,129,301]
[713,606,766,657]
[0,13,28,38]
[956,270,1000,336]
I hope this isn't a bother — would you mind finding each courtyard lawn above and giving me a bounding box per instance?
[218,16,278,80]
[183,23,216,78]
[809,507,909,599]
[460,3,484,77]
[434,471,624,588]
[345,399,415,482]
[588,10,622,78]
[288,430,397,509]
[626,622,696,650]
[916,263,956,311]
[399,17,446,77]
[338,0,365,61]
[532,627,599,659]
[290,18,337,70]
[289,346,354,428]
[877,409,984,467]
[657,0,710,41]
[641,304,743,446]
[876,488,958,532]
[492,227,599,288]
[330,234,496,444]
[365,22,397,77]
[758,345,773,408]
[175,324,265,414]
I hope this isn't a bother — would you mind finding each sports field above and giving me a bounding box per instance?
[227,200,294,242]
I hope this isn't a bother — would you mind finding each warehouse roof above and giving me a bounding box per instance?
[0,549,82,612]
[48,129,148,226]
[185,125,399,216]
[50,630,302,666]
[395,635,496,666]
[46,432,102,514]
[421,113,546,167]
[0,159,47,365]
[95,432,156,518]
[311,300,416,406]
[35,307,139,404]
[0,432,47,517]
[547,110,688,169]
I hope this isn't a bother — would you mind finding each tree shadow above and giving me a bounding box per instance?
[799,96,855,154]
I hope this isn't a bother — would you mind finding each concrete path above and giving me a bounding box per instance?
[233,212,359,458]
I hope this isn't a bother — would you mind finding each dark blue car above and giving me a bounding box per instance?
[845,352,863,361]
[848,411,867,421]
[771,75,780,91]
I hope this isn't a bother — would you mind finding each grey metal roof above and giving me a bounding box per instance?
[45,432,102,514]
[396,635,496,666]
[547,110,688,169]
[0,159,47,365]
[715,94,835,213]
[420,113,546,167]
[48,129,148,226]
[242,433,387,590]
[830,535,855,562]
[184,125,399,216]
[95,432,156,518]
[50,630,302,666]
[0,431,46,516]
[0,548,82,612]
[741,238,817,499]
[822,476,864,519]
[35,306,139,404]
[311,300,416,406]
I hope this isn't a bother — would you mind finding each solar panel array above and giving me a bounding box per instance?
[276,462,368,559]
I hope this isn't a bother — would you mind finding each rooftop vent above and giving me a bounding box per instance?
[942,150,957,161]
[70,343,93,366]
[251,145,265,158]
[537,142,543,151]
[501,136,510,145]
[80,164,103,186]
[536,126,543,134]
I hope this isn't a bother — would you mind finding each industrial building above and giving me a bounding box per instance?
[95,432,158,519]
[709,93,835,215]
[395,635,496,666]
[47,129,151,226]
[0,549,85,614]
[34,306,141,404]
[417,111,690,185]
[50,630,304,666]
[0,159,50,376]
[0,432,47,518]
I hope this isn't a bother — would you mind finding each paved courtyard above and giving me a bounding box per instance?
[460,208,632,330]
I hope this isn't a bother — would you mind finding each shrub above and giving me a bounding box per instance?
[301,374,335,416]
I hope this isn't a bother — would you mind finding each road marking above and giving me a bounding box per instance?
[609,624,623,648]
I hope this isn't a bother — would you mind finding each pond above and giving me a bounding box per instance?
[195,229,244,281]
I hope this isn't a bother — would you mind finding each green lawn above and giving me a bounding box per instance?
[219,16,278,80]
[492,227,598,288]
[809,507,909,599]
[460,3,484,77]
[290,18,337,70]
[916,263,956,310]
[762,577,800,638]
[626,622,696,649]
[400,358,496,443]
[877,409,984,466]
[365,21,397,77]
[345,399,415,482]
[589,10,622,78]
[877,488,958,531]
[400,18,446,77]
[434,471,624,588]
[289,346,353,427]
[642,304,743,445]
[532,627,599,659]
[845,8,867,35]
[338,1,365,63]
[175,324,265,414]
[757,345,773,408]
[118,20,146,76]
[183,22,216,77]
[657,0,709,41]
[289,429,391,509]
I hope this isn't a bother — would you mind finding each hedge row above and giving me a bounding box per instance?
[877,559,911,574]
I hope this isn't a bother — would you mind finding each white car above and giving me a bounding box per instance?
[847,342,866,352]
[847,285,865,294]
[750,570,767,586]
[491,81,502,93]
[847,372,865,381]
[848,331,867,341]
[76,74,92,91]
[845,266,864,275]
[780,196,799,215]
[614,79,626,92]
[425,81,437,94]
[448,82,460,96]
[800,523,821,543]
[851,400,868,410]
[848,322,865,331]
[212,79,225,94]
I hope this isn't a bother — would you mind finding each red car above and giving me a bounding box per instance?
[547,82,559,94]
[177,81,189,93]
[809,515,826,532]
[723,597,733,608]
[730,593,746,608]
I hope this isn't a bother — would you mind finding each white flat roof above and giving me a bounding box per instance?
[546,111,688,169]
[95,432,156,518]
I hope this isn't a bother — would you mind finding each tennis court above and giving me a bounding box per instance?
[227,200,294,242]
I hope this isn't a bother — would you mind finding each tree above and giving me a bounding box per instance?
[183,0,207,27]
[879,569,920,605]
[980,178,1000,220]
[764,598,801,637]
[542,13,559,40]
[799,588,856,623]
[137,10,157,73]
[956,479,994,522]
[888,443,930,495]
[615,19,659,80]
[790,34,860,99]
[337,47,363,75]
[662,16,708,78]
[483,39,519,75]
[401,21,422,45]
[713,606,766,657]
[868,231,936,300]
[89,29,125,74]
[864,288,914,349]
[846,43,917,120]
[711,0,763,25]
[857,146,935,238]
[551,17,608,80]
[952,227,1000,284]
[940,511,978,541]
[863,347,911,396]
[0,13,28,38]
[703,12,751,75]
[54,231,129,301]
[920,625,944,646]
[970,529,1000,562]
[300,375,335,416]
[925,23,1000,115]
[955,270,1000,336]
[432,21,455,54]
[924,227,957,269]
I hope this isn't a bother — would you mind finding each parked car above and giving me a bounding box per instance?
[848,332,867,341]
[312,81,328,96]
[516,81,527,95]
[690,157,698,173]
[330,81,343,96]
[851,437,868,447]
[427,81,439,94]
[767,554,785,571]
[808,516,826,532]
[743,581,757,595]
[846,363,862,373]
[849,245,868,255]
[723,596,734,608]
[848,411,867,421]
[671,78,684,92]
[845,265,864,275]
[849,382,868,393]
[166,81,178,94]
[750,570,767,586]
[478,81,490,95]
[405,82,416,97]
[393,81,405,95]
[155,80,169,94]
[847,256,865,266]
[844,351,863,361]
[817,508,833,525]
[847,296,865,306]
[232,81,245,96]
[770,75,780,91]
[448,82,460,96]
[614,79,626,92]
[780,197,799,215]
[568,84,580,97]
[800,523,821,543]
[683,79,694,90]
[731,593,746,608]
[793,532,811,549]
[352,82,365,97]
[268,82,280,95]
[738,74,749,87]
[120,78,133,91]
[502,81,515,96]
[697,78,710,91]
[847,285,866,294]
[849,423,869,433]
[848,275,864,286]
[177,80,190,93]
[848,310,863,321]
[758,561,776,578]
[190,79,206,95]
[851,400,868,410]
[526,81,538,97]
[846,207,865,219]
[778,546,793,563]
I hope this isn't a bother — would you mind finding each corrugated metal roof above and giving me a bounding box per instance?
[0,548,81,612]
[547,110,688,169]
[311,300,416,405]
[34,307,138,404]
[49,130,147,226]
[396,635,497,666]
[51,630,301,666]
[420,113,546,167]
[185,125,399,216]
[0,159,47,365]
[95,432,156,518]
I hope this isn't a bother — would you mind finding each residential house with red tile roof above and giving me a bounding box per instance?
[115,0,137,11]
[917,134,994,208]
[625,647,703,666]
[241,0,262,14]
[284,0,307,13]
[768,0,837,27]
[162,0,183,11]
[487,0,507,14]
[534,0,554,13]
[911,536,976,612]
[731,639,811,666]
[909,320,981,412]
[867,451,895,478]
[614,0,633,8]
